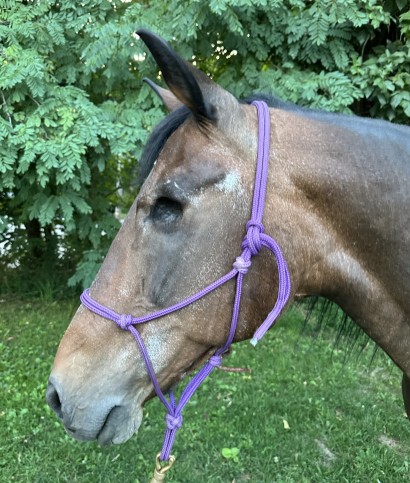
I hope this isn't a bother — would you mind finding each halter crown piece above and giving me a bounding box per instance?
[80,100,291,472]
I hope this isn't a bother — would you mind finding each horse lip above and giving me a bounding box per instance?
[61,407,115,443]
[96,404,140,445]
[96,406,117,445]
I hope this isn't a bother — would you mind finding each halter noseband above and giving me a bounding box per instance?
[80,100,291,462]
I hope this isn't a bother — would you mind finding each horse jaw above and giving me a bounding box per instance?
[46,31,260,446]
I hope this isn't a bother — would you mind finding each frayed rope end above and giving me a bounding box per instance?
[250,337,258,347]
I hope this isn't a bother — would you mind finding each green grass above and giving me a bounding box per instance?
[1,299,410,482]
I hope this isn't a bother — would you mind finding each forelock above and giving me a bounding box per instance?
[137,106,191,187]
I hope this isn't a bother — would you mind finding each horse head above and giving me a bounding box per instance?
[46,30,293,445]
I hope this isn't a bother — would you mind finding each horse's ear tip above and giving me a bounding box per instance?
[136,29,165,46]
[135,28,150,38]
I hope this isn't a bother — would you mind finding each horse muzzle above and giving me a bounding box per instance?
[46,375,143,445]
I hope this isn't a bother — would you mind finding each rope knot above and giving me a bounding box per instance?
[118,313,133,330]
[165,413,183,431]
[233,256,251,274]
[245,220,264,256]
[209,355,222,367]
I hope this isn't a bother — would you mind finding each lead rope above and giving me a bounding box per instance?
[80,100,291,480]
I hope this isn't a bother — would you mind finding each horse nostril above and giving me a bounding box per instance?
[46,380,63,419]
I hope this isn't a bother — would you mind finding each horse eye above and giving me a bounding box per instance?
[151,197,183,225]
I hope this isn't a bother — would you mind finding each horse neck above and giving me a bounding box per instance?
[261,108,410,376]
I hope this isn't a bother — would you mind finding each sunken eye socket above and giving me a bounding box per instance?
[150,197,183,225]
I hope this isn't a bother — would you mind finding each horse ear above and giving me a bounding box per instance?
[143,78,184,112]
[137,29,217,123]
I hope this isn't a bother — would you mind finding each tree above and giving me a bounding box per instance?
[0,0,164,294]
[1,0,409,296]
[163,0,410,121]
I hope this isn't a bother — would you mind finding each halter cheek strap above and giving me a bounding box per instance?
[80,100,291,461]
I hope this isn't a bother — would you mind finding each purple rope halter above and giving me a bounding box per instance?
[80,100,291,461]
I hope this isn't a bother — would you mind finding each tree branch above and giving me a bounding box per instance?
[0,90,13,127]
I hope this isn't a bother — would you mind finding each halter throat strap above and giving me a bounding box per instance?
[80,100,291,461]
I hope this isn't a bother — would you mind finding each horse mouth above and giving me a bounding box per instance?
[95,406,123,445]
[63,404,142,445]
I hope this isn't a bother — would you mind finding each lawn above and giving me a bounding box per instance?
[1,298,409,482]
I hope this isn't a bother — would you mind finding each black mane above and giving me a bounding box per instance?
[241,92,303,111]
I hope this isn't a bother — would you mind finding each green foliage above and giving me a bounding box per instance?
[164,0,410,119]
[1,0,409,295]
[221,446,240,463]
[0,1,163,293]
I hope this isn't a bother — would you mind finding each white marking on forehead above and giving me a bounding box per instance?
[188,194,201,207]
[214,170,242,194]
[119,285,131,298]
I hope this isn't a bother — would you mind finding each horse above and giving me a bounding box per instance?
[46,29,410,463]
